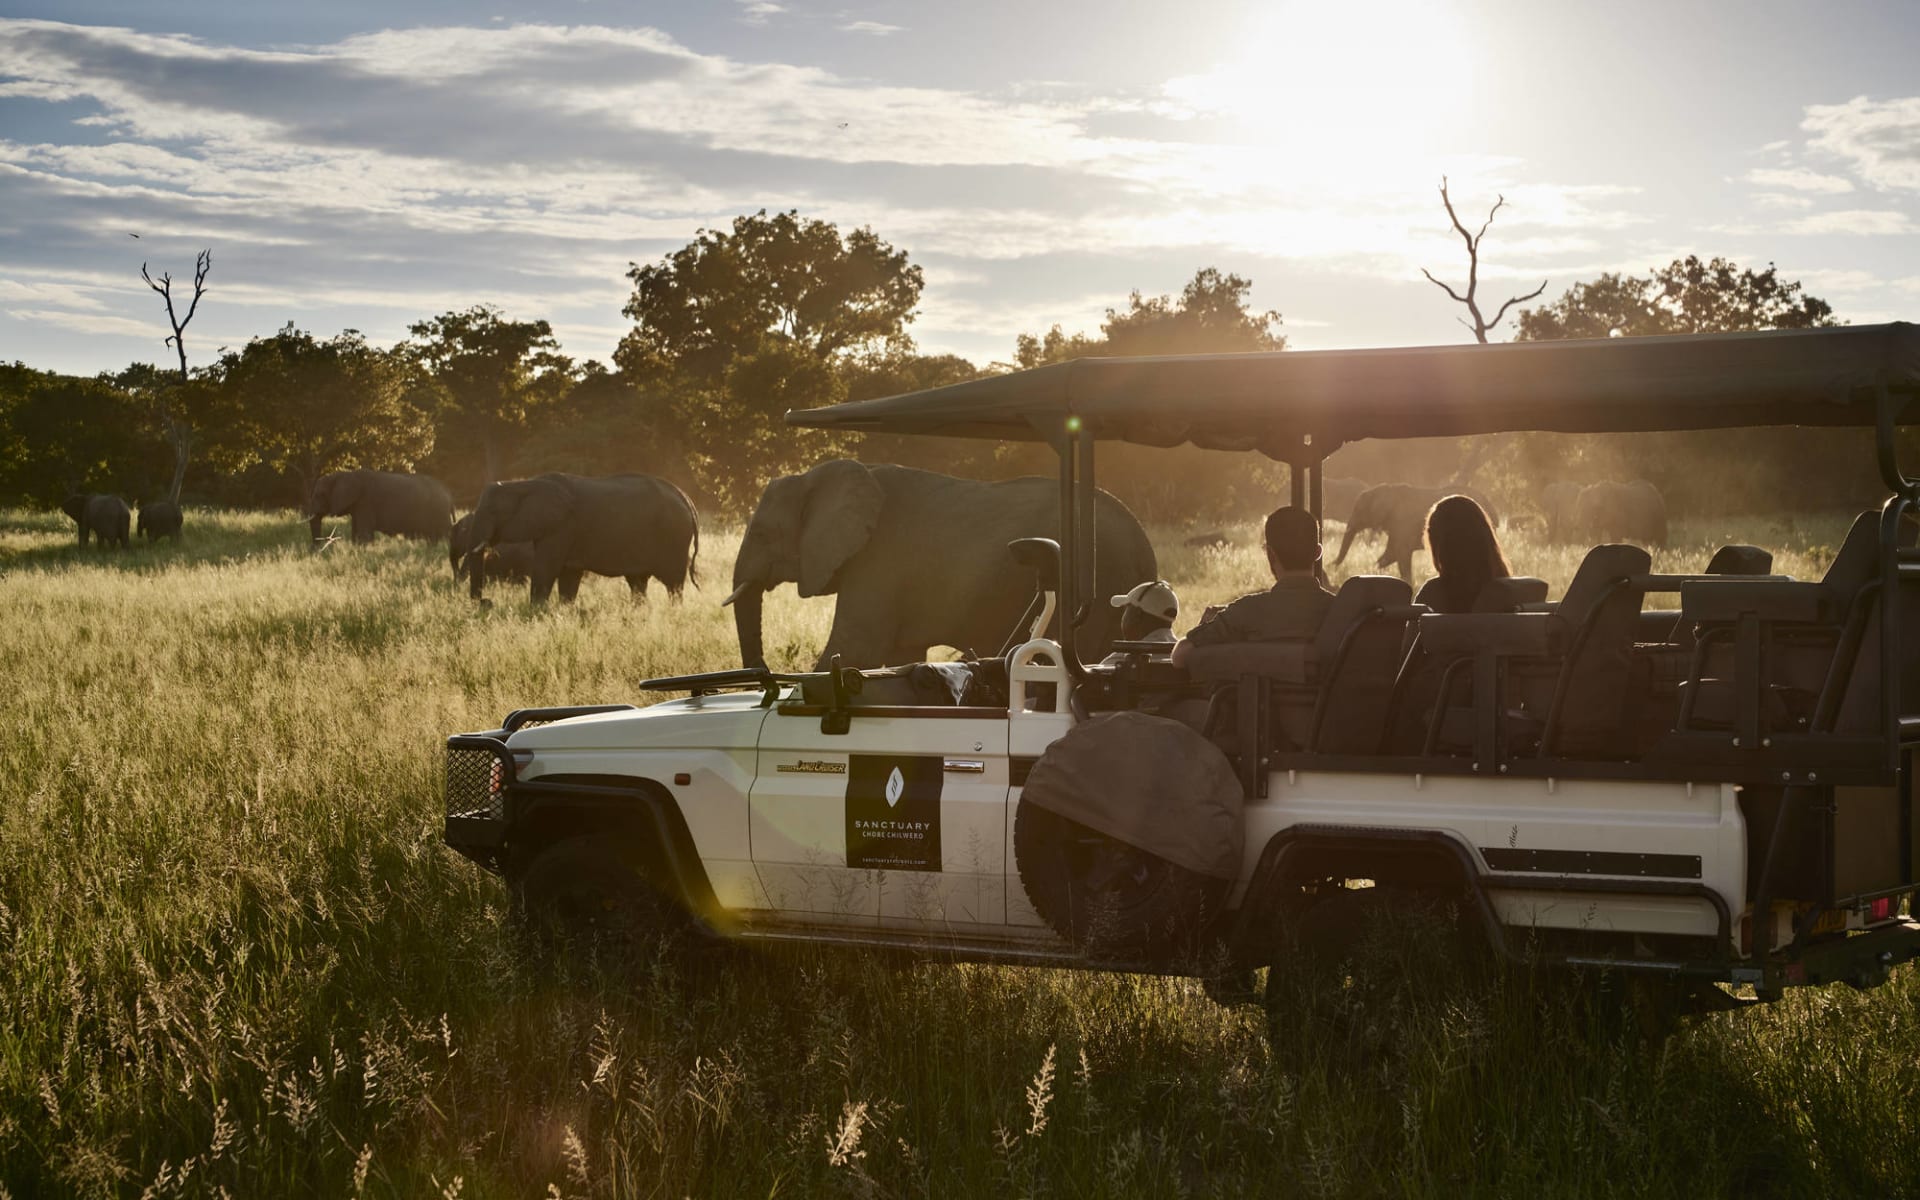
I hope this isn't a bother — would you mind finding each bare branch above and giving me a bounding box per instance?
[1473,194,1508,248]
[1420,267,1470,306]
[1486,279,1550,331]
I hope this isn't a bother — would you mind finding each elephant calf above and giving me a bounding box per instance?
[138,499,183,543]
[62,493,131,549]
[464,472,700,606]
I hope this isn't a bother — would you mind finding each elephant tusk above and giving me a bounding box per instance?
[721,582,752,607]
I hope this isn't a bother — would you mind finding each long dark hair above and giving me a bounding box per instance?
[1427,494,1510,610]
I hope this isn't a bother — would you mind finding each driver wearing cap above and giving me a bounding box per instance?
[1101,580,1180,666]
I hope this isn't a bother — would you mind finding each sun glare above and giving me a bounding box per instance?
[1163,0,1475,183]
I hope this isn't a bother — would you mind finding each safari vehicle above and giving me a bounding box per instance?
[445,323,1920,1011]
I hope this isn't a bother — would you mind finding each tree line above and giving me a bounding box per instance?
[0,203,1882,524]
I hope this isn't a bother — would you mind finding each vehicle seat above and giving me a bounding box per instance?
[1677,511,1910,737]
[1417,544,1652,760]
[1474,576,1549,612]
[1184,575,1416,790]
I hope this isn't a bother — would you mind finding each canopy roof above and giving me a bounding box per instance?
[787,323,1920,456]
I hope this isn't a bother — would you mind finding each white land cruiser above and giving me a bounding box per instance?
[446,324,1920,1010]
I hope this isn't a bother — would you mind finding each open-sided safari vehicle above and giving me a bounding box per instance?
[446,323,1920,1013]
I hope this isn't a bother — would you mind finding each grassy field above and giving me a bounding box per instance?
[1,505,1916,1198]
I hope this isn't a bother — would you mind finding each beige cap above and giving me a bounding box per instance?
[1109,580,1179,622]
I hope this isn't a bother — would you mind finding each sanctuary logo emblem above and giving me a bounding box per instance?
[846,755,942,871]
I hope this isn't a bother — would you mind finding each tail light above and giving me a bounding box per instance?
[1869,896,1896,923]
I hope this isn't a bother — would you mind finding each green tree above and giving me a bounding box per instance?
[510,361,693,491]
[617,210,924,385]
[208,325,435,502]
[1507,256,1855,517]
[0,364,150,505]
[1516,255,1836,340]
[673,336,849,512]
[1016,268,1285,369]
[840,351,998,477]
[1011,267,1289,520]
[407,306,570,486]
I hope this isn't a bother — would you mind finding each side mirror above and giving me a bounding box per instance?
[1008,537,1061,590]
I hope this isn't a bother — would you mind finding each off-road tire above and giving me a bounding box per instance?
[1012,801,1228,963]
[1265,885,1486,1056]
[512,834,683,951]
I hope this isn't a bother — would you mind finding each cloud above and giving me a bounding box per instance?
[1802,95,1920,191]
[735,1,786,25]
[1751,192,1816,211]
[4,306,162,337]
[1742,166,1853,194]
[840,20,903,35]
[0,16,1648,373]
[1781,209,1916,236]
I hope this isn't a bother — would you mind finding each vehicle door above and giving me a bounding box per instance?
[750,702,1011,931]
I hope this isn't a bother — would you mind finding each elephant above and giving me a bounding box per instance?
[307,470,452,547]
[726,460,1159,671]
[457,541,538,585]
[1320,476,1369,525]
[62,493,130,548]
[1572,480,1668,547]
[449,513,481,577]
[464,472,699,605]
[138,499,183,543]
[1539,481,1584,544]
[449,513,541,584]
[1332,482,1498,581]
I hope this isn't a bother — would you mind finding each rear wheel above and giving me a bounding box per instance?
[1013,801,1228,963]
[512,834,682,950]
[1265,884,1486,1058]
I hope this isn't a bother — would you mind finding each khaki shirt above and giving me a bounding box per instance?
[1183,576,1336,646]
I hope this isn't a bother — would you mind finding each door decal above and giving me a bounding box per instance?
[846,754,943,871]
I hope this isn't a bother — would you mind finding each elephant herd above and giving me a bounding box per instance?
[298,461,1158,670]
[57,458,1672,672]
[60,493,181,548]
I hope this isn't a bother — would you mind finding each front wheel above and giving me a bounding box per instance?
[512,835,681,950]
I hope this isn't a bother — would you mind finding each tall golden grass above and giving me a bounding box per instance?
[0,505,1913,1198]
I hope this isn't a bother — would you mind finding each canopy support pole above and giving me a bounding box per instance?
[1076,427,1097,633]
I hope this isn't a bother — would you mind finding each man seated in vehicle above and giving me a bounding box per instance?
[1171,506,1335,668]
[1100,580,1180,666]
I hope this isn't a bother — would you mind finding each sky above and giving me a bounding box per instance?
[2,0,1918,378]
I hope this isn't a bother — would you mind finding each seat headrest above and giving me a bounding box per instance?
[1473,576,1549,612]
[1560,544,1653,623]
[1705,544,1773,576]
[1820,511,1908,599]
[1315,574,1414,661]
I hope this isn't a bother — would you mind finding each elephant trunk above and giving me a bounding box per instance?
[1332,520,1361,566]
[308,513,325,547]
[731,585,768,670]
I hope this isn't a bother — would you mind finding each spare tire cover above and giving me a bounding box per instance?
[1021,711,1244,879]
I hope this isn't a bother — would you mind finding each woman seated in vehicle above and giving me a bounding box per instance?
[1415,495,1511,614]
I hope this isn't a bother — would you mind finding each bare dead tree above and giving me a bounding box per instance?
[141,249,211,503]
[1420,178,1546,345]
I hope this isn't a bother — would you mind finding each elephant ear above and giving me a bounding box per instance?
[327,472,364,513]
[798,461,883,598]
